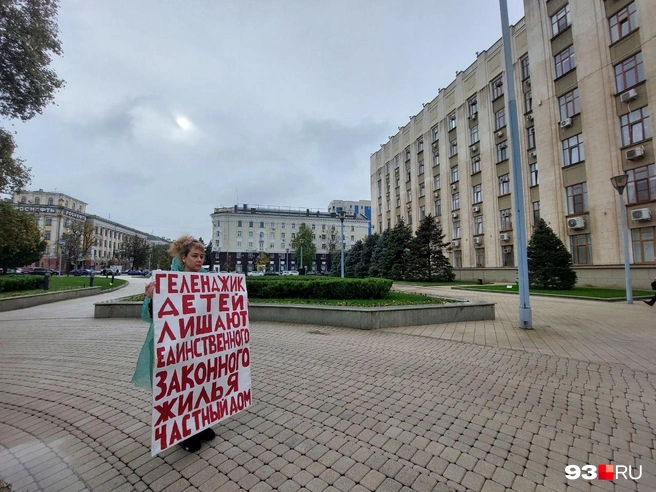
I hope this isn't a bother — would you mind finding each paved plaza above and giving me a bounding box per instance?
[0,279,655,492]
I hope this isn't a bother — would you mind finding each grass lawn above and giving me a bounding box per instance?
[459,284,653,299]
[0,276,127,299]
[118,291,456,307]
[394,280,478,286]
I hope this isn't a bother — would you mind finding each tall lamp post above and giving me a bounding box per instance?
[611,174,633,304]
[286,248,289,272]
[339,211,346,278]
[499,0,532,329]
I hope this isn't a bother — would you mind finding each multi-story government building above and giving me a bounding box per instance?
[11,190,168,271]
[210,204,370,273]
[370,0,655,287]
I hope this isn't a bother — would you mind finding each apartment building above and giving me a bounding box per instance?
[328,200,372,235]
[370,0,655,287]
[210,204,370,273]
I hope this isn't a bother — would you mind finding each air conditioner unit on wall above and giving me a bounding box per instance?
[560,118,572,129]
[527,113,534,121]
[451,184,458,190]
[452,212,459,218]
[471,145,478,152]
[472,206,480,213]
[620,88,638,103]
[452,240,460,248]
[567,216,586,230]
[433,191,439,198]
[500,233,511,241]
[473,237,483,245]
[631,208,652,221]
[503,246,513,254]
[530,151,537,158]
[626,146,645,160]
[468,113,477,120]
[496,131,504,138]
[406,203,411,209]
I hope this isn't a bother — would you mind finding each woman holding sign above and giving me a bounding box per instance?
[132,235,216,452]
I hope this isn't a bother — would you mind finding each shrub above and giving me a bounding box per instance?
[246,276,392,300]
[0,274,43,293]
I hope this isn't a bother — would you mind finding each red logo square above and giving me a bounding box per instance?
[598,464,614,480]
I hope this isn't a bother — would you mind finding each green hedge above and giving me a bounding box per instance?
[0,275,44,293]
[246,277,392,300]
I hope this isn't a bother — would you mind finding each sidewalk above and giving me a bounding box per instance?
[0,281,654,492]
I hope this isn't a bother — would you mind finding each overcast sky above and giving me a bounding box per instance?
[10,0,524,241]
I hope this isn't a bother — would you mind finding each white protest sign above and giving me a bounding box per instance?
[150,271,251,455]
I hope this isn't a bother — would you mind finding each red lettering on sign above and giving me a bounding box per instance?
[158,297,179,318]
[157,321,177,343]
[181,294,195,315]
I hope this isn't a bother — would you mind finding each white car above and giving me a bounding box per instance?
[281,270,299,276]
[247,271,264,276]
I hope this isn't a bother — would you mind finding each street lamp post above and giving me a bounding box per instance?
[286,248,289,272]
[339,211,346,278]
[611,174,633,304]
[499,0,532,329]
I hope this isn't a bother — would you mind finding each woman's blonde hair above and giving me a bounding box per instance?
[169,235,205,263]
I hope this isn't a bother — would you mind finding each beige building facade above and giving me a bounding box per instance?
[210,204,370,273]
[370,0,656,287]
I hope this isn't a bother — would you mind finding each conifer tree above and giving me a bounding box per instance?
[527,219,577,290]
[368,230,389,278]
[407,214,454,281]
[344,240,363,277]
[354,233,379,278]
[384,220,413,280]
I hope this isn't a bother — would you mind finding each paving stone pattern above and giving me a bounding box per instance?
[0,279,654,491]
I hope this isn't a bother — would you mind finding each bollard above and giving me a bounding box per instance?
[89,271,95,287]
[43,272,51,290]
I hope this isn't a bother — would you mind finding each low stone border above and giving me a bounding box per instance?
[94,300,495,329]
[0,282,128,312]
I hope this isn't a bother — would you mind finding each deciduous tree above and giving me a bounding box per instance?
[0,202,46,273]
[291,223,316,272]
[0,0,65,194]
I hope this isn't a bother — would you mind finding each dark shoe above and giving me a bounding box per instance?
[644,300,655,306]
[179,436,201,452]
[198,427,216,441]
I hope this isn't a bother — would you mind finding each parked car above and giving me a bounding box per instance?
[29,267,50,275]
[247,271,264,276]
[70,269,91,276]
[281,271,299,276]
[126,269,144,275]
[50,269,61,275]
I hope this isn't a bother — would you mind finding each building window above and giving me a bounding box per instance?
[558,88,581,120]
[419,205,425,220]
[433,152,440,166]
[448,112,457,130]
[44,231,51,240]
[524,90,533,113]
[406,189,412,201]
[570,234,592,265]
[48,198,53,205]
[451,166,459,183]
[451,192,460,211]
[405,147,411,161]
[472,184,482,204]
[434,199,442,216]
[620,106,652,147]
[529,163,539,187]
[449,139,458,157]
[259,221,264,228]
[407,211,412,225]
[474,215,484,235]
[431,125,439,142]
[249,231,253,238]
[417,138,424,153]
[475,248,485,267]
[499,174,510,196]
[527,126,536,150]
[291,223,296,229]
[521,56,530,80]
[632,227,655,263]
[280,232,285,239]
[566,182,588,214]
[419,183,425,197]
[551,4,571,37]
[453,220,461,239]
[418,160,424,175]
[45,217,52,226]
[615,53,645,94]
[20,196,26,203]
[627,164,656,204]
[502,246,514,267]
[281,222,286,229]
[496,141,508,163]
[470,126,479,145]
[609,2,638,44]
[500,209,512,231]
[453,250,462,268]
[471,157,481,175]
[554,45,576,78]
[494,108,506,130]
[434,174,441,190]
[34,197,40,204]
[468,98,478,117]
[492,77,504,99]
[532,201,540,225]
[562,133,585,167]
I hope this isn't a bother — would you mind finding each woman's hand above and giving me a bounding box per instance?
[145,282,155,299]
